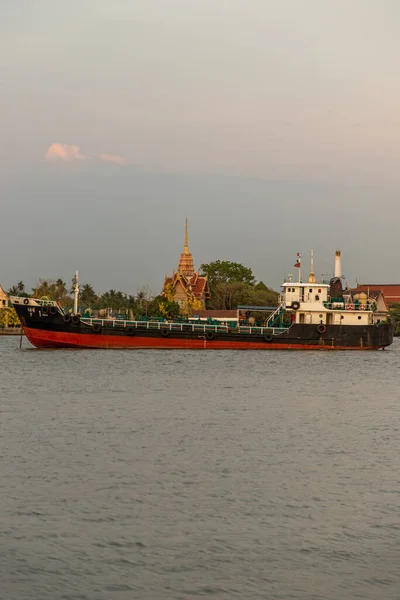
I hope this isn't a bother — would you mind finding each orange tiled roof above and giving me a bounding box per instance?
[163,272,210,300]
[355,284,400,306]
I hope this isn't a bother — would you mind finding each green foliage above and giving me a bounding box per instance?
[33,279,71,305]
[147,296,180,319]
[134,286,153,316]
[16,258,278,316]
[208,281,278,310]
[8,281,29,297]
[76,285,178,319]
[200,261,278,310]
[389,304,400,335]
[200,260,256,289]
[0,308,20,327]
[79,283,98,308]
[96,289,135,311]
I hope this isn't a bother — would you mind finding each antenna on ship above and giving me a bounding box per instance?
[294,253,301,283]
[73,270,79,315]
[308,249,316,283]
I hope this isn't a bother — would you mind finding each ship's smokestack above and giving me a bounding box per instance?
[334,250,341,278]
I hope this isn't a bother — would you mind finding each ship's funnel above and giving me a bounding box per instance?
[334,250,341,278]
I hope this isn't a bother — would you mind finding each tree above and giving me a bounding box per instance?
[8,281,28,297]
[98,289,128,311]
[389,304,400,335]
[199,260,278,310]
[80,283,98,308]
[200,260,256,289]
[163,281,176,303]
[149,296,180,319]
[187,295,203,315]
[135,286,153,316]
[0,308,20,328]
[33,279,71,305]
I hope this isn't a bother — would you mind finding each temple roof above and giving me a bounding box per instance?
[164,271,210,300]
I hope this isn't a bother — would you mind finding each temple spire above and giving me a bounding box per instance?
[178,218,195,276]
[184,217,189,254]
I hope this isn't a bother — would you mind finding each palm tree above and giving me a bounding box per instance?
[8,281,27,297]
[80,284,98,307]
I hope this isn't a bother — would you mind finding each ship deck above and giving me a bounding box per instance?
[82,318,289,336]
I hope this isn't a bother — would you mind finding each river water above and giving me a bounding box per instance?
[1,336,399,599]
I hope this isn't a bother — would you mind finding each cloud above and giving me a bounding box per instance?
[44,144,126,165]
[44,143,87,161]
[99,153,125,165]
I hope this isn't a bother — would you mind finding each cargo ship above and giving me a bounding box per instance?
[11,251,393,350]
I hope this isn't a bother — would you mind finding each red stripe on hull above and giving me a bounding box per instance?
[23,327,380,350]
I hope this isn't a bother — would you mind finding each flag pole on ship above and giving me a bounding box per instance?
[294,253,301,282]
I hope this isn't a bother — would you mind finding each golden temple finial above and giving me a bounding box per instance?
[184,217,189,253]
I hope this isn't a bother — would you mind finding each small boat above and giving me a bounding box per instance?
[11,251,393,350]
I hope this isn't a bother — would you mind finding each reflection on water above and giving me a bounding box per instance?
[1,337,400,599]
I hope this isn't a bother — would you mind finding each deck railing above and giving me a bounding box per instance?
[266,303,285,327]
[82,318,289,336]
[323,302,376,311]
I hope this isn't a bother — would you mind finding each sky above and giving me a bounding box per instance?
[1,0,400,295]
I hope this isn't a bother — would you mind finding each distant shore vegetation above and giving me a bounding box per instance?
[7,261,280,318]
[388,304,400,335]
[5,268,400,332]
[199,260,279,309]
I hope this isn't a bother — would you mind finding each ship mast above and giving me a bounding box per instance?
[308,249,316,283]
[73,271,79,314]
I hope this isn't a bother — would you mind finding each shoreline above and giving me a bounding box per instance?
[0,329,23,336]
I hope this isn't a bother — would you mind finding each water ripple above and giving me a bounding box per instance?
[1,337,400,599]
